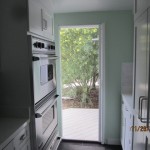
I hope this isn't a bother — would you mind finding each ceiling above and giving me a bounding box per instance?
[53,0,133,13]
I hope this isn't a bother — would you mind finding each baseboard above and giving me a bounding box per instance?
[106,138,121,145]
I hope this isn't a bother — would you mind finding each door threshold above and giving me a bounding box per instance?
[61,138,101,144]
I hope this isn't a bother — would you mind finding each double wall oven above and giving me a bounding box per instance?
[31,36,59,150]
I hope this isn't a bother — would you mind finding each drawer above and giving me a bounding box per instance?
[21,140,31,150]
[2,141,14,150]
[13,125,30,149]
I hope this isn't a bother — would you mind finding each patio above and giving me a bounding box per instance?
[62,108,99,141]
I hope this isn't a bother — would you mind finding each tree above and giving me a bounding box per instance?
[60,27,99,107]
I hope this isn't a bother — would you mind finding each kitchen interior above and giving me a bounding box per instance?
[0,0,150,150]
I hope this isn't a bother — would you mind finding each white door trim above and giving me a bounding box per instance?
[57,24,106,143]
[99,23,106,144]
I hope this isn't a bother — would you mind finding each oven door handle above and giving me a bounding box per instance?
[32,56,59,61]
[40,56,59,60]
[35,113,42,118]
[35,95,59,117]
[48,56,59,60]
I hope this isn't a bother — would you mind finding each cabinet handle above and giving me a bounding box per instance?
[20,134,26,141]
[138,96,145,119]
[41,9,48,31]
[138,96,148,123]
[43,19,47,30]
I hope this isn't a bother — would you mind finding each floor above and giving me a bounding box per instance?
[62,108,99,141]
[58,141,122,150]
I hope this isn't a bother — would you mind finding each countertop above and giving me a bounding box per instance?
[0,118,29,149]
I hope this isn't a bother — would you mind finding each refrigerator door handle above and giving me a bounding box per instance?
[138,96,145,119]
[138,96,148,123]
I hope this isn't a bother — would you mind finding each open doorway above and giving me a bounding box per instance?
[59,25,102,142]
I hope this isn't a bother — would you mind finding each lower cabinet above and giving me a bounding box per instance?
[121,100,133,150]
[2,124,31,150]
[133,115,149,150]
[3,141,14,150]
[22,140,31,150]
[124,110,133,150]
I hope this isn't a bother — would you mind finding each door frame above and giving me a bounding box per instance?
[99,23,106,144]
[56,24,106,143]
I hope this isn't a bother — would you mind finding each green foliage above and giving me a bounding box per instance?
[60,27,99,107]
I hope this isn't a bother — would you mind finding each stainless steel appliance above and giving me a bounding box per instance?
[32,37,58,104]
[30,36,60,150]
[35,94,58,150]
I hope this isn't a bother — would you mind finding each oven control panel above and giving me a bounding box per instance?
[32,37,55,54]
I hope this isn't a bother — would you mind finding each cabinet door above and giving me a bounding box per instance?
[134,0,148,19]
[121,102,125,148]
[124,108,133,150]
[28,0,43,37]
[124,109,129,150]
[41,9,54,41]
[3,141,14,150]
[28,0,54,40]
[22,140,31,150]
[146,8,150,150]
[134,11,148,114]
[40,0,54,14]
[133,116,145,150]
[133,10,148,150]
[126,112,133,150]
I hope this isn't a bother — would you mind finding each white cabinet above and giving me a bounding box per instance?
[28,0,43,37]
[134,0,148,19]
[121,102,125,147]
[133,116,146,150]
[13,125,30,150]
[41,9,54,40]
[134,10,148,114]
[28,0,54,40]
[133,4,150,150]
[3,141,14,150]
[121,102,133,150]
[1,124,30,150]
[22,140,31,150]
[124,110,132,150]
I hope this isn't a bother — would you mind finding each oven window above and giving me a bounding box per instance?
[42,106,55,133]
[48,64,53,81]
[40,64,53,85]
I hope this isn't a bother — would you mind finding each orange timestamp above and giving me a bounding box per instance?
[130,126,150,132]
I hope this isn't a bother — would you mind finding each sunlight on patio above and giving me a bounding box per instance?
[62,108,99,141]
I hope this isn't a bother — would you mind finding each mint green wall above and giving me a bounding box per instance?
[54,11,133,143]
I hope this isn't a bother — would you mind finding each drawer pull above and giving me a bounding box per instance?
[20,134,26,141]
[138,96,148,123]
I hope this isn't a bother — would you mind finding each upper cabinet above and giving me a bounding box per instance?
[133,3,150,150]
[134,0,150,20]
[28,0,43,37]
[28,0,54,41]
[134,11,148,115]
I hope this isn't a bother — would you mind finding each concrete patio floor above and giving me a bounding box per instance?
[62,108,99,141]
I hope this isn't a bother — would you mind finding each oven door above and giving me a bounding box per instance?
[35,95,58,150]
[32,54,57,104]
